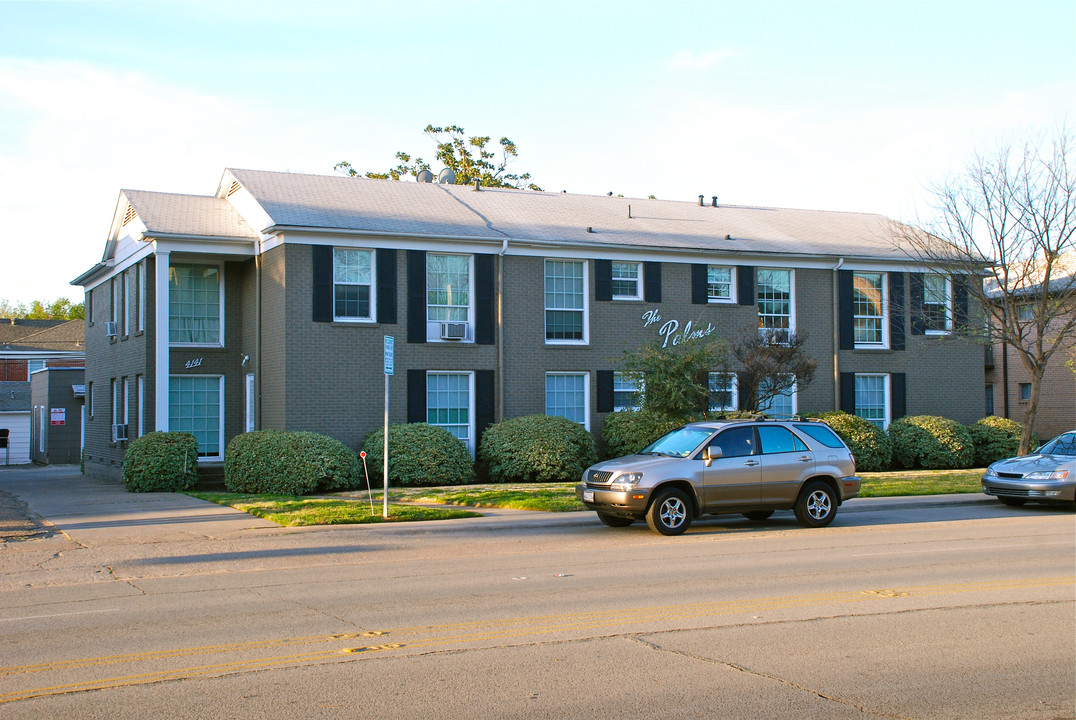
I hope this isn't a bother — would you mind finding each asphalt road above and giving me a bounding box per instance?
[1,468,1074,719]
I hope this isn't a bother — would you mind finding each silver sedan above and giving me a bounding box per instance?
[982,431,1076,508]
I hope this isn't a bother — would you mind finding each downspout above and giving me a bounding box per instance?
[255,248,262,429]
[832,257,844,410]
[497,238,508,422]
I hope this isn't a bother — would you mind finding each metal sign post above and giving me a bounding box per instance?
[383,336,394,519]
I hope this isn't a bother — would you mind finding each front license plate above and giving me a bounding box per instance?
[583,490,595,503]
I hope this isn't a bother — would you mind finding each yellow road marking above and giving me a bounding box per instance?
[2,575,1071,704]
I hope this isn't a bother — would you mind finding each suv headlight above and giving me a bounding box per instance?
[611,472,644,491]
[1024,470,1069,480]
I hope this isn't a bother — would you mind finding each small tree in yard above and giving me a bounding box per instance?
[619,336,728,417]
[894,128,1075,453]
[726,327,818,413]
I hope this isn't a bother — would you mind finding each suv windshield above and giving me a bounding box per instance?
[641,427,715,458]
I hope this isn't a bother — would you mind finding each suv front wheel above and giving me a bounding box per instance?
[646,488,692,536]
[793,481,837,528]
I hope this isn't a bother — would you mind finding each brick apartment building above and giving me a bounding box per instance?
[73,168,986,479]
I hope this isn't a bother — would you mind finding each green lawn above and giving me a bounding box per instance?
[190,468,985,525]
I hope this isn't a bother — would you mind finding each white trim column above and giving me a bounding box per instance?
[155,250,170,431]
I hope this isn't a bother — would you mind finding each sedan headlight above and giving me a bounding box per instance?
[1024,470,1070,481]
[611,472,644,491]
[983,466,998,478]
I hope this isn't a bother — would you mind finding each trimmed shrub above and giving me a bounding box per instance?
[479,414,598,483]
[361,424,475,487]
[968,416,1036,466]
[889,415,974,469]
[600,409,685,460]
[225,430,362,495]
[812,411,892,472]
[122,432,199,493]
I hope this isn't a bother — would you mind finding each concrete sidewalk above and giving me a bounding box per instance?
[0,464,280,546]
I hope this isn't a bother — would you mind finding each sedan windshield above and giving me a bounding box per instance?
[640,427,715,458]
[1040,433,1076,456]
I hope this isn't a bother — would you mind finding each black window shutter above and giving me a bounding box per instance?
[476,370,495,442]
[953,275,970,328]
[889,271,905,350]
[595,259,612,301]
[376,249,397,325]
[596,370,614,413]
[891,373,906,420]
[312,245,333,323]
[407,250,426,344]
[407,369,426,423]
[644,262,662,303]
[838,270,854,350]
[909,273,925,335]
[737,266,755,306]
[840,372,856,414]
[691,264,708,305]
[475,254,495,345]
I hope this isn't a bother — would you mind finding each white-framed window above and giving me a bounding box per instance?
[707,266,735,303]
[169,264,223,346]
[122,377,129,431]
[169,375,224,459]
[27,360,46,375]
[612,372,643,411]
[87,381,93,419]
[427,253,472,340]
[110,378,117,441]
[853,272,888,347]
[611,261,642,300]
[137,259,146,332]
[333,248,375,322]
[708,372,738,412]
[245,373,256,433]
[136,375,144,438]
[546,372,590,429]
[110,277,119,327]
[854,374,889,429]
[426,371,474,453]
[87,288,94,324]
[757,269,794,337]
[545,259,588,343]
[758,376,797,418]
[1018,383,1031,402]
[923,274,952,334]
[122,270,130,337]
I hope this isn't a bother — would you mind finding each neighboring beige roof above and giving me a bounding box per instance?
[123,190,259,239]
[0,319,68,345]
[226,168,913,260]
[0,320,84,353]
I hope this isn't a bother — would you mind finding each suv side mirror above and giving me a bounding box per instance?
[702,445,722,467]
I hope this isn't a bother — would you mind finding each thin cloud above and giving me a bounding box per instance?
[666,49,741,70]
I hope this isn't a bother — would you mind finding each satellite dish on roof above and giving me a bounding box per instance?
[416,169,434,183]
[437,168,456,184]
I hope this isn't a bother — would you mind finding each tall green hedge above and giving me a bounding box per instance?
[479,414,597,483]
[361,424,475,487]
[967,416,1036,465]
[225,430,362,495]
[811,411,892,472]
[122,432,199,492]
[889,415,974,469]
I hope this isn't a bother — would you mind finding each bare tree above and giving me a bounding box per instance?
[726,327,818,414]
[895,129,1076,453]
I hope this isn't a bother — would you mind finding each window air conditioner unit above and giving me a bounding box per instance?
[112,423,128,441]
[105,321,118,338]
[440,322,468,340]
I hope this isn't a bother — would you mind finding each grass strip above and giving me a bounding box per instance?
[187,492,480,526]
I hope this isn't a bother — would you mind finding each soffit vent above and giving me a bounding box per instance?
[121,204,137,227]
[226,180,242,197]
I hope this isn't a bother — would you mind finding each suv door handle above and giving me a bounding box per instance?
[799,455,812,462]
[743,460,760,466]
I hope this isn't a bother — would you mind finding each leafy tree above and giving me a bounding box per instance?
[893,128,1075,453]
[724,326,818,413]
[0,297,84,320]
[336,124,541,190]
[618,336,728,417]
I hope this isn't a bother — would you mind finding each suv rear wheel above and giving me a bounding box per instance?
[646,488,691,536]
[793,481,837,528]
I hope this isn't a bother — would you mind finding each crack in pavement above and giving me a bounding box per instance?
[629,635,914,720]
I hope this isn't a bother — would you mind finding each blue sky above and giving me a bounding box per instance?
[1,0,1073,303]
